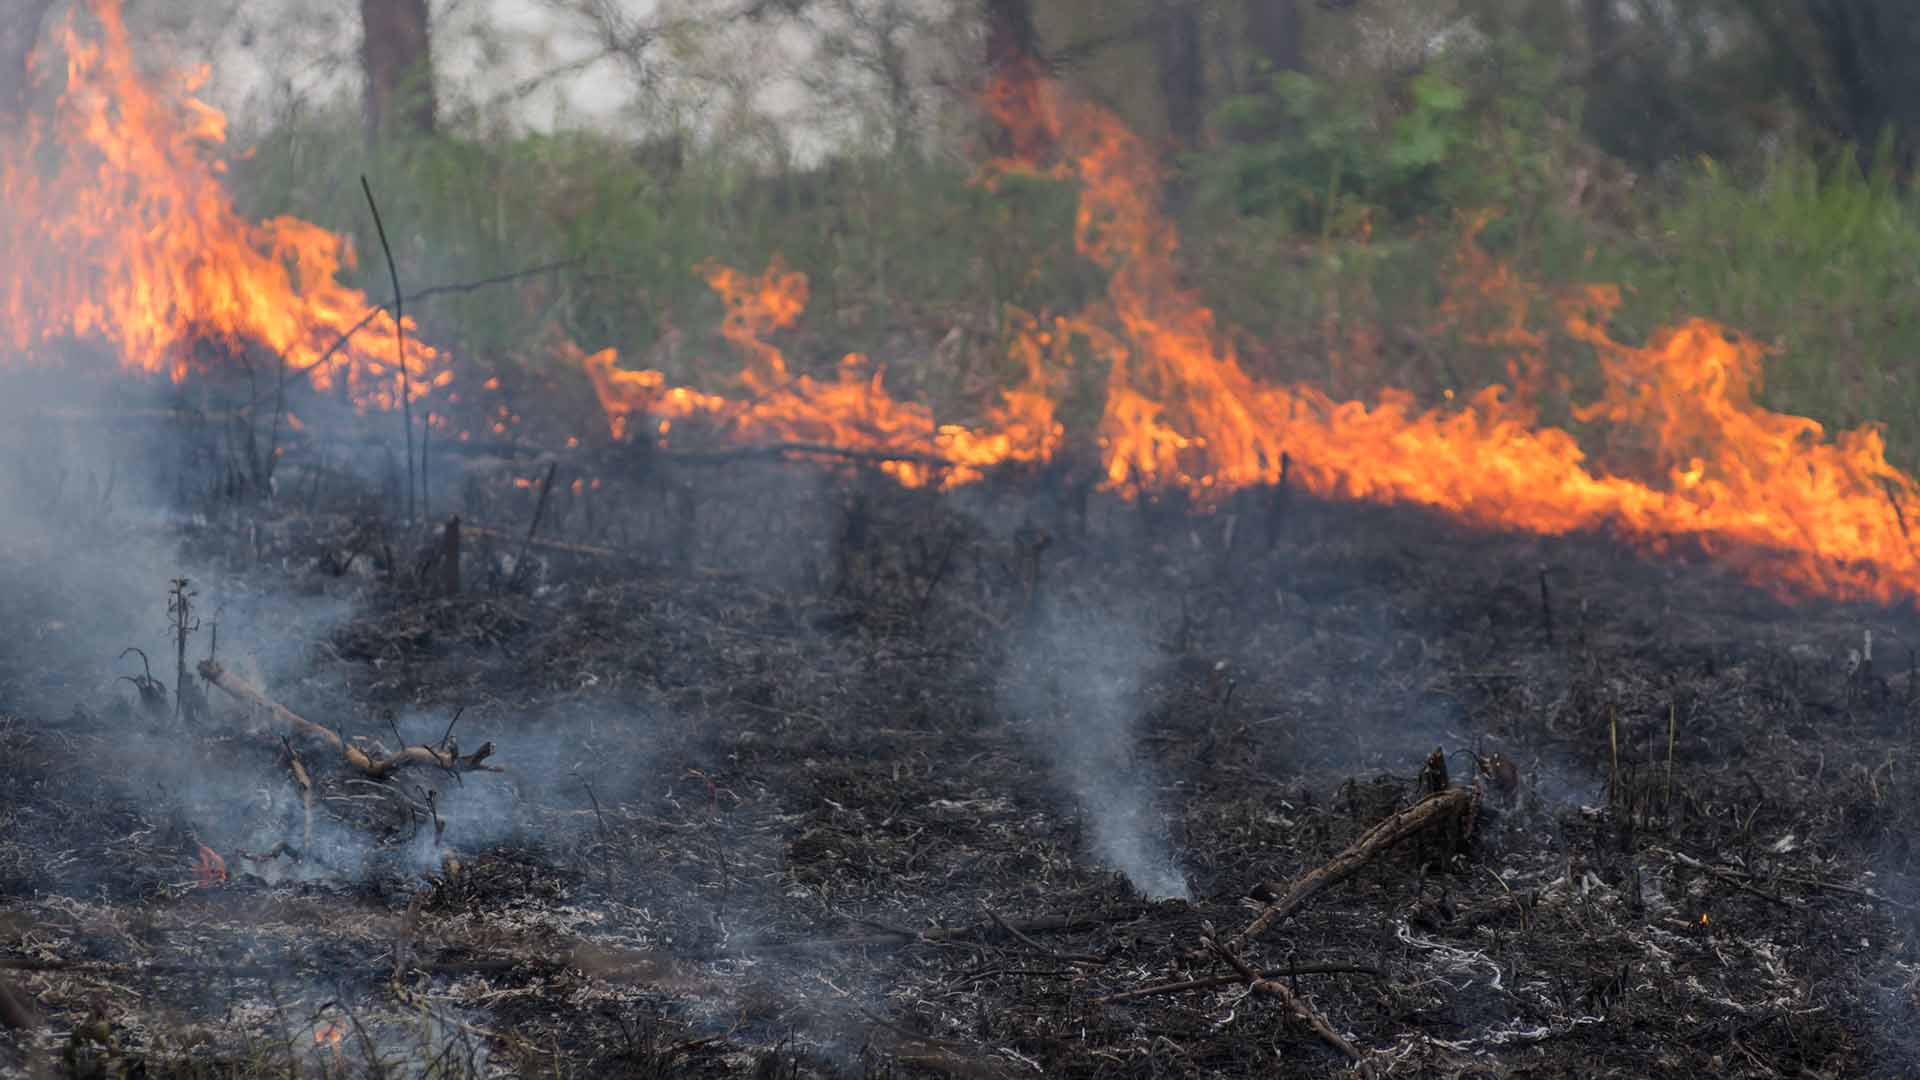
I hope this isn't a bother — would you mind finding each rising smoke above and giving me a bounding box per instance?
[1001,596,1190,902]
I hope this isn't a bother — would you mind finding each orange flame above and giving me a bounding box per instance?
[314,1022,344,1047]
[579,68,1920,606]
[581,258,1061,488]
[0,0,443,408]
[192,845,225,887]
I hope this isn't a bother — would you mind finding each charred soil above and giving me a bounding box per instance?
[4,459,1920,1078]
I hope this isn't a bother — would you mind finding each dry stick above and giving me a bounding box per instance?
[1538,564,1553,641]
[984,906,1103,964]
[463,523,619,559]
[1654,847,1914,910]
[1665,703,1677,821]
[1608,706,1620,809]
[1202,931,1361,1061]
[722,912,1124,955]
[283,736,315,852]
[360,175,414,523]
[440,515,461,596]
[421,407,432,519]
[1233,788,1475,949]
[264,258,582,407]
[1096,963,1383,1004]
[264,348,289,494]
[581,779,615,897]
[510,462,560,588]
[198,660,501,780]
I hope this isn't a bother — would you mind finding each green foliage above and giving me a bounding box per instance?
[1598,141,1920,449]
[223,41,1920,473]
[227,116,1084,400]
[1197,34,1566,238]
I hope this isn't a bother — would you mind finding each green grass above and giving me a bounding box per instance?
[227,111,1920,474]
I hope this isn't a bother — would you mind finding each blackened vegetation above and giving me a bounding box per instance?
[7,444,1920,1077]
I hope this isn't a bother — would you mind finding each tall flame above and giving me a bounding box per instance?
[0,0,443,408]
[584,68,1920,606]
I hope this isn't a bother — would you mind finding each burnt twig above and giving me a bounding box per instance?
[1232,787,1475,948]
[199,660,502,780]
[360,175,414,523]
[509,463,559,589]
[1201,925,1361,1060]
[1096,962,1383,1004]
[722,911,1130,956]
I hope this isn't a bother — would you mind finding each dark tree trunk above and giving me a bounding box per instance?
[1582,0,1618,77]
[984,0,1038,76]
[1242,0,1303,83]
[0,0,57,122]
[1155,0,1207,145]
[981,0,1041,154]
[1735,0,1920,165]
[360,0,436,142]
[1806,0,1920,161]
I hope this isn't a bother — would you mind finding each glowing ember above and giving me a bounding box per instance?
[0,0,443,409]
[314,1022,344,1047]
[191,845,225,887]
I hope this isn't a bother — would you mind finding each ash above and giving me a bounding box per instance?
[3,441,1920,1078]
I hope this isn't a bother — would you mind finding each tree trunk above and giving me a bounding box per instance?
[984,0,1038,76]
[1582,0,1618,75]
[1242,0,1303,84]
[1155,0,1207,145]
[0,0,57,122]
[360,0,436,143]
[981,0,1041,154]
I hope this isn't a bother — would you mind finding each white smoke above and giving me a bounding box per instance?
[1003,600,1190,901]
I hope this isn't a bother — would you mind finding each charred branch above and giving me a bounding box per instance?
[1233,787,1476,948]
[198,660,501,780]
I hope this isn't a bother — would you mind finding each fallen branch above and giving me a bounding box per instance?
[1655,846,1911,910]
[1095,962,1384,1004]
[984,906,1104,965]
[198,660,501,780]
[461,523,625,559]
[721,911,1129,955]
[273,257,584,393]
[1202,929,1360,1061]
[1234,787,1474,948]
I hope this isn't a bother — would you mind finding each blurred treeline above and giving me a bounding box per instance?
[95,0,1920,456]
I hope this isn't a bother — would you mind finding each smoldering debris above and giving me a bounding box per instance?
[4,443,1920,1077]
[1002,599,1191,902]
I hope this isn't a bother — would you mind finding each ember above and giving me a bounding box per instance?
[191,846,225,887]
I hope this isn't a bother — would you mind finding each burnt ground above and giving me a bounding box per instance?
[7,437,1920,1078]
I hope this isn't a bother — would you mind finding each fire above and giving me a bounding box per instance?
[9,4,1919,607]
[578,67,1920,607]
[191,845,225,887]
[580,257,1061,488]
[314,1022,344,1046]
[0,0,443,409]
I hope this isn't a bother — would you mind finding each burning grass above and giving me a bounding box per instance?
[9,3,1920,1076]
